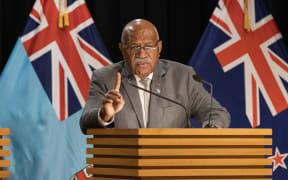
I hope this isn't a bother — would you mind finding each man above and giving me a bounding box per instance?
[80,19,230,134]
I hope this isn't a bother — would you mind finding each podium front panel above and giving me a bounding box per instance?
[86,128,272,179]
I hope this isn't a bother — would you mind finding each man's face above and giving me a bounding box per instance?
[120,29,162,79]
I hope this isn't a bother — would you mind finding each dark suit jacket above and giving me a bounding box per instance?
[80,59,230,133]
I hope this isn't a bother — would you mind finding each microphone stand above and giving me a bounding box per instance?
[127,80,191,128]
[193,75,214,128]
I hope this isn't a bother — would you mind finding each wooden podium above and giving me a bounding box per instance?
[86,128,272,180]
[0,128,10,179]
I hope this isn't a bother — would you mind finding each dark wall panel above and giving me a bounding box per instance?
[0,0,287,73]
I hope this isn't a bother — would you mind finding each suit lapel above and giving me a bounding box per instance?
[121,63,145,128]
[147,61,166,127]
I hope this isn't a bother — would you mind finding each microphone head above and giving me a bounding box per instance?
[193,75,203,82]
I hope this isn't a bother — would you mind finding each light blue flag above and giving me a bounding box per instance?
[0,0,111,179]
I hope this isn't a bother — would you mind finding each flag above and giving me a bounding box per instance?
[189,0,288,179]
[70,165,92,180]
[0,0,111,179]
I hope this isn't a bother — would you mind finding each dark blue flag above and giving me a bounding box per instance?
[189,0,288,179]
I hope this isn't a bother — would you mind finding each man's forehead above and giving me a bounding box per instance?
[121,20,159,43]
[124,29,157,42]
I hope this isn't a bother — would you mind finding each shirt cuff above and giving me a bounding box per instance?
[98,108,114,126]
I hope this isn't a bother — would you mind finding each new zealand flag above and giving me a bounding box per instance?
[189,0,288,179]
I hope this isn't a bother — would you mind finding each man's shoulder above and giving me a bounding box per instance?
[159,59,195,73]
[93,61,124,75]
[91,61,124,82]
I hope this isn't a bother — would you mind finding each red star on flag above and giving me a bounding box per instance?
[268,146,288,171]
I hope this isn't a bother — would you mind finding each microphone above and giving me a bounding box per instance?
[192,75,214,128]
[126,78,191,128]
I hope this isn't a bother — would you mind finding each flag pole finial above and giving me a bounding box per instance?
[58,0,69,28]
[244,0,250,32]
[58,0,64,28]
[64,0,69,27]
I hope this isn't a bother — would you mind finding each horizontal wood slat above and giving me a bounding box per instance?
[0,150,10,157]
[0,160,10,167]
[87,128,272,136]
[87,167,272,177]
[87,147,272,156]
[87,137,272,146]
[0,129,10,136]
[0,139,10,146]
[87,157,272,166]
[0,171,10,178]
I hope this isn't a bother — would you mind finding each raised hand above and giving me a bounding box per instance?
[100,72,125,122]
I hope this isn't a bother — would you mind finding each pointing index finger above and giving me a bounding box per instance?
[114,72,121,91]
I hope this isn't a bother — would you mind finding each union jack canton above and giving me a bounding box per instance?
[20,0,111,121]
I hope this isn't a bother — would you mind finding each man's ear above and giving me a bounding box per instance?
[157,40,162,55]
[119,43,124,52]
[119,43,126,57]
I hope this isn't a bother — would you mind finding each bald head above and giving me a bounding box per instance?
[119,19,162,79]
[121,19,159,43]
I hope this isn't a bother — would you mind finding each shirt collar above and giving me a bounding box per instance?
[134,73,153,82]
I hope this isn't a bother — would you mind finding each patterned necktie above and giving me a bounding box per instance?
[140,79,150,128]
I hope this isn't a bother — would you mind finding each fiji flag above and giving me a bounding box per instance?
[189,0,288,179]
[0,0,111,179]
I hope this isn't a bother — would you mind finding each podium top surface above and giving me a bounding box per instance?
[86,128,272,136]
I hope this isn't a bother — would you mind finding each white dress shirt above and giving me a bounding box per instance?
[98,73,153,127]
[134,73,153,127]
